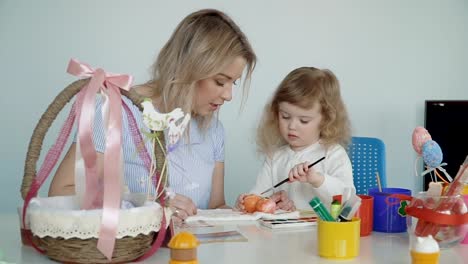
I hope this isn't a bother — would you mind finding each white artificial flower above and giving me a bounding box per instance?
[141,99,184,131]
[167,113,191,145]
[141,99,191,146]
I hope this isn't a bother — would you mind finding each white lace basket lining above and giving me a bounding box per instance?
[27,194,170,239]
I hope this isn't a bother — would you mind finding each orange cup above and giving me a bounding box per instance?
[355,195,374,236]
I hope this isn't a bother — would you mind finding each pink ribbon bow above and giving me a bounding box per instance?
[67,58,133,260]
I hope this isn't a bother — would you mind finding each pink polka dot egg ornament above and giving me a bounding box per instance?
[412,126,432,155]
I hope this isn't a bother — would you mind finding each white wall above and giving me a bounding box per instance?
[1,0,467,212]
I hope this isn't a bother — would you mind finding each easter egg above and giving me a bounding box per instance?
[422,140,443,168]
[243,194,261,213]
[412,126,432,155]
[255,198,276,214]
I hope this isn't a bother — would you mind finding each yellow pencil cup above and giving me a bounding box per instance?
[317,217,360,259]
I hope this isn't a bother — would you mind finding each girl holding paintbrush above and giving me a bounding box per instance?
[236,67,355,211]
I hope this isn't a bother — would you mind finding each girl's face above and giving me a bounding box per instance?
[194,57,246,116]
[278,101,322,151]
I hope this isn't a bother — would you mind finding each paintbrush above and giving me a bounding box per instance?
[376,171,382,192]
[260,156,326,195]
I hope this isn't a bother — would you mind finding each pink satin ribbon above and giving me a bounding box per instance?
[67,58,132,260]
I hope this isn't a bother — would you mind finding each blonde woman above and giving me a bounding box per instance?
[49,9,256,222]
[236,67,355,211]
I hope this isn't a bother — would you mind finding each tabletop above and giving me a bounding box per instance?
[1,213,467,264]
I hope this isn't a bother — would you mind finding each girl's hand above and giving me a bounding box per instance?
[288,162,325,188]
[234,193,248,211]
[169,193,197,224]
[270,190,296,211]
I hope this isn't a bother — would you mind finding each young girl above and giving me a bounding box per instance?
[236,67,354,211]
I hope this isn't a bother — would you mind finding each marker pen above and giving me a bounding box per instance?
[309,197,335,222]
[330,199,342,220]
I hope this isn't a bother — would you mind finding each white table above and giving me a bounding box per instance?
[1,214,467,264]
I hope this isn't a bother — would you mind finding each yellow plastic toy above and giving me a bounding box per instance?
[168,231,200,264]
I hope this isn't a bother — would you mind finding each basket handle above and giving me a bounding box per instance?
[20,79,157,198]
[21,79,83,198]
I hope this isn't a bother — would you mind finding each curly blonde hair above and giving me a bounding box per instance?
[144,9,256,128]
[257,67,351,157]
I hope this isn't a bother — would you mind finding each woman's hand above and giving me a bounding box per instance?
[288,162,325,188]
[168,193,197,224]
[270,190,296,211]
[234,193,248,211]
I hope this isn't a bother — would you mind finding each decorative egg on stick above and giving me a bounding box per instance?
[411,126,453,185]
[412,126,432,155]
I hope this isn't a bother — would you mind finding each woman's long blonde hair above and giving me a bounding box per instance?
[145,9,256,127]
[257,67,351,157]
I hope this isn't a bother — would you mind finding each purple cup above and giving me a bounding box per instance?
[368,187,411,233]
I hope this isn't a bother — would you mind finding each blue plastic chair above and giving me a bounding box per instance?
[348,137,387,194]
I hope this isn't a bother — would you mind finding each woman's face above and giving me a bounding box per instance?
[194,57,246,116]
[278,101,322,151]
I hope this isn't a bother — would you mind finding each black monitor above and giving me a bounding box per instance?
[423,100,468,191]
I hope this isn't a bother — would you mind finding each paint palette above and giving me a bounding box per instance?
[194,230,248,244]
[259,216,318,229]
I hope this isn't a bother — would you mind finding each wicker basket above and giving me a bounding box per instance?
[20,78,168,263]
